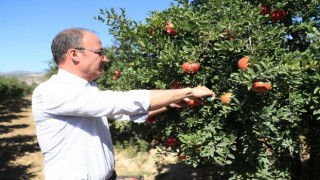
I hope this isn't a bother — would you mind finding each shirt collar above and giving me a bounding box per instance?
[57,69,90,86]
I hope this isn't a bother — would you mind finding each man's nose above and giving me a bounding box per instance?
[102,55,109,63]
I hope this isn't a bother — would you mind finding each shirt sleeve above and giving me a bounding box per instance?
[33,83,150,123]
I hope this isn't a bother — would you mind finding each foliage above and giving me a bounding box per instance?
[45,59,58,79]
[109,120,151,153]
[0,76,32,111]
[96,0,319,178]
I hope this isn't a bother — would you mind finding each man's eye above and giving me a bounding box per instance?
[98,51,104,56]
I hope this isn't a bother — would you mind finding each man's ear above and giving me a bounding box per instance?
[67,49,81,62]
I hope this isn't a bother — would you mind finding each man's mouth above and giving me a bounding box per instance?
[99,64,105,71]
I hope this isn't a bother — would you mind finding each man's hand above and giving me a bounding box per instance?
[148,86,215,117]
[149,86,215,111]
[169,86,215,109]
[188,86,216,100]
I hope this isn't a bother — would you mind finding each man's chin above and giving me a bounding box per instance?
[96,69,104,77]
[99,65,105,72]
[97,68,104,74]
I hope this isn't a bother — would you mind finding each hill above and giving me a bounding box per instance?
[0,71,46,85]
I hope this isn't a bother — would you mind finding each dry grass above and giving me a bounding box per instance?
[114,146,178,179]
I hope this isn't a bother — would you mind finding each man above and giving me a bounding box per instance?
[32,28,215,180]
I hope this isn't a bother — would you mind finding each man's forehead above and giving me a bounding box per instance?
[82,32,102,45]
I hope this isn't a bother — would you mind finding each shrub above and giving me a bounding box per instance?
[0,76,32,110]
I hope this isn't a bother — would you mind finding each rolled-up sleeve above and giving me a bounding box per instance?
[103,90,150,122]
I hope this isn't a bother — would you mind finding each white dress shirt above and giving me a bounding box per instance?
[32,69,150,180]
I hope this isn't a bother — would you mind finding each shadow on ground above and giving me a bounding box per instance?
[0,97,41,180]
[0,97,31,115]
[155,162,212,180]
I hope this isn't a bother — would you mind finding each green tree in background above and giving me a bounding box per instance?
[45,59,58,79]
[0,76,33,111]
[96,0,319,178]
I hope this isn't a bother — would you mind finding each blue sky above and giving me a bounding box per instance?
[0,0,174,73]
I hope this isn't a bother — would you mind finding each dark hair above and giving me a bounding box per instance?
[51,28,90,64]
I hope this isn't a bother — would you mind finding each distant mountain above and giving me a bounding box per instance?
[0,70,45,76]
[0,71,46,85]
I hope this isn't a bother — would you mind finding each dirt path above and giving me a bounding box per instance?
[0,96,208,180]
[0,96,44,180]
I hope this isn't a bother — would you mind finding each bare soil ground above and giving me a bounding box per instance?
[0,96,209,180]
[0,96,43,180]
